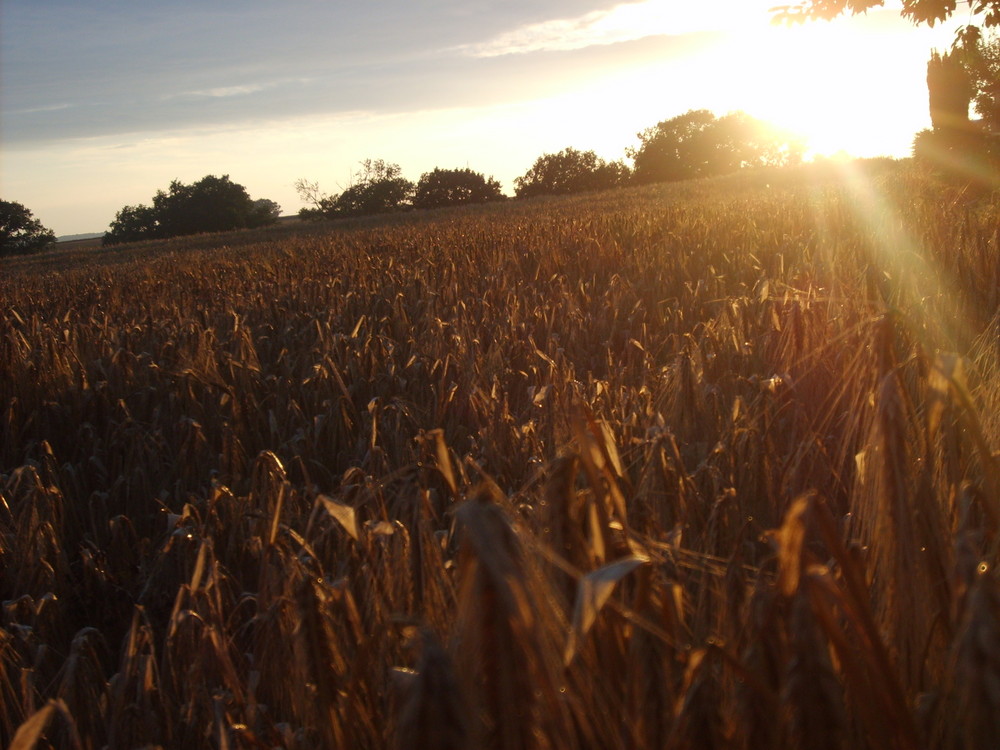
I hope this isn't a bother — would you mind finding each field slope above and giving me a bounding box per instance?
[3,164,1000,749]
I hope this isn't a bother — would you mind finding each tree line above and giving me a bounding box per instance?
[294,110,804,221]
[8,105,795,256]
[5,0,1000,257]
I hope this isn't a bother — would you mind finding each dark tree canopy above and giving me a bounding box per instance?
[630,110,802,185]
[514,148,630,198]
[105,204,159,246]
[927,49,973,131]
[413,168,505,209]
[104,175,279,246]
[0,200,56,257]
[631,109,717,184]
[252,198,283,224]
[297,160,414,220]
[336,160,414,216]
[772,1,1000,27]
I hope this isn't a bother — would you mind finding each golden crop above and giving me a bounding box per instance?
[2,162,999,748]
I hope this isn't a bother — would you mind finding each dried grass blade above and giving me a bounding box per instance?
[9,699,82,750]
[429,428,458,498]
[317,493,359,541]
[565,555,648,666]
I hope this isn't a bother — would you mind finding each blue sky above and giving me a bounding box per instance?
[0,1,959,235]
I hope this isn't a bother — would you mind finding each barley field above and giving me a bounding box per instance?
[2,162,1000,749]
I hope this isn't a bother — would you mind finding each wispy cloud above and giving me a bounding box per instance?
[456,0,776,57]
[162,81,286,101]
[458,1,721,57]
[10,103,74,115]
[187,84,269,98]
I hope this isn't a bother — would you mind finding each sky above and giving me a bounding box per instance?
[0,0,969,236]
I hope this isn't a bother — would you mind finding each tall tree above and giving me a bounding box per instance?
[630,110,801,185]
[514,148,630,198]
[631,110,719,184]
[252,198,283,225]
[151,175,273,236]
[104,204,160,245]
[335,160,414,216]
[0,200,56,256]
[297,160,414,219]
[927,49,974,131]
[913,31,1000,175]
[413,168,505,209]
[955,28,1000,131]
[713,112,805,169]
[104,175,279,246]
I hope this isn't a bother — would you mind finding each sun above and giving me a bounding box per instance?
[556,7,955,163]
[718,17,943,159]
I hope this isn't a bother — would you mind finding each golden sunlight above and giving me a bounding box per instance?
[546,9,956,162]
[728,21,931,158]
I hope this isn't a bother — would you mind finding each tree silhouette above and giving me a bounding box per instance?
[914,37,1000,180]
[297,160,414,219]
[252,198,283,224]
[104,204,159,246]
[927,49,973,132]
[0,200,56,256]
[514,148,630,198]
[630,110,802,185]
[713,112,805,169]
[104,175,279,246]
[630,109,718,184]
[336,160,414,216]
[413,168,505,209]
[294,179,337,220]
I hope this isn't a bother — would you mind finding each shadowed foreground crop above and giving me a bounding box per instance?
[2,164,1000,749]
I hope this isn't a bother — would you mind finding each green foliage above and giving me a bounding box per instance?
[513,148,630,198]
[104,204,160,245]
[955,28,1000,131]
[294,179,336,221]
[0,199,56,257]
[297,160,414,220]
[630,110,803,185]
[103,175,279,246]
[772,1,1000,28]
[252,198,283,225]
[631,109,717,184]
[336,160,414,216]
[413,167,505,209]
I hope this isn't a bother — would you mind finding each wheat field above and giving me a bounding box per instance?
[2,162,1000,749]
